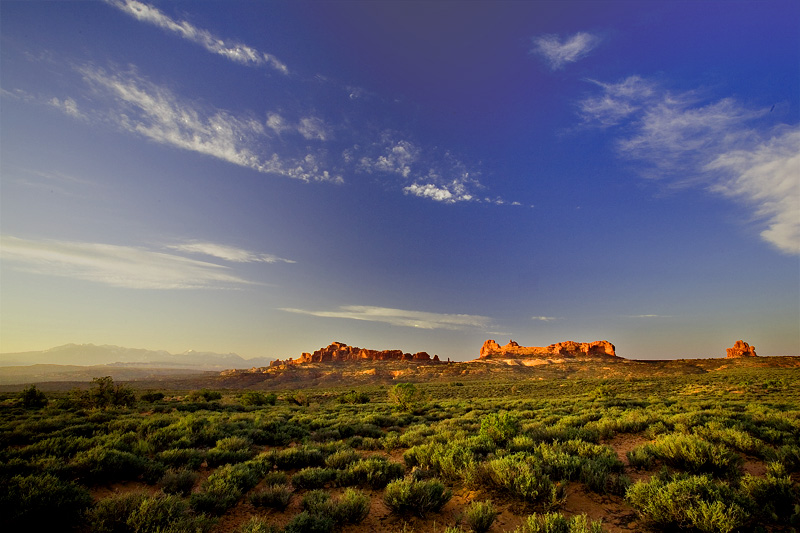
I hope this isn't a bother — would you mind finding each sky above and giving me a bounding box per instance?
[1,0,798,361]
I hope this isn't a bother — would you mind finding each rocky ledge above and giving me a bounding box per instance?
[479,339,616,359]
[270,341,440,366]
[726,340,758,358]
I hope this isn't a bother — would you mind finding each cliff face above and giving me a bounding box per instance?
[271,342,439,366]
[480,339,616,359]
[726,340,757,358]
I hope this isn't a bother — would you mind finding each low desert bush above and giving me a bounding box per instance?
[159,467,198,496]
[140,391,165,402]
[295,489,368,529]
[190,461,261,515]
[0,473,92,530]
[462,500,498,533]
[739,472,796,523]
[512,512,604,533]
[480,412,520,445]
[384,477,452,517]
[283,511,334,533]
[272,445,324,469]
[340,455,405,488]
[238,516,281,533]
[158,447,205,469]
[292,467,338,489]
[249,483,292,510]
[240,391,277,406]
[324,448,360,469]
[88,491,213,533]
[338,390,370,404]
[626,471,748,533]
[484,453,554,503]
[627,433,741,477]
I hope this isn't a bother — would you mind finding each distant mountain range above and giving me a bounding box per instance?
[0,343,274,369]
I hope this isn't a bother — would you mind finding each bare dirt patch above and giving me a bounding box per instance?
[561,483,640,533]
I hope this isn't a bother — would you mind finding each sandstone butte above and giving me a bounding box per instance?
[269,341,440,366]
[479,339,617,359]
[726,340,758,358]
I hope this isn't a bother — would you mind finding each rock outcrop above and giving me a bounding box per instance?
[480,339,616,359]
[726,340,758,358]
[270,342,439,366]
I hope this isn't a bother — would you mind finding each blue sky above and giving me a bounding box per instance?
[1,0,798,360]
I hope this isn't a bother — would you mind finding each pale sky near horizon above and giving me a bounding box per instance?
[1,0,798,361]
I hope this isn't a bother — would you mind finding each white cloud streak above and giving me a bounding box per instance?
[533,32,601,70]
[106,0,288,74]
[79,66,342,183]
[531,316,558,322]
[580,76,800,255]
[48,96,84,119]
[280,305,492,330]
[358,134,494,204]
[1,235,253,289]
[167,241,295,264]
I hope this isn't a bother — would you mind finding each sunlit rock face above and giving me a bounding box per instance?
[271,342,437,366]
[479,339,616,358]
[726,340,758,358]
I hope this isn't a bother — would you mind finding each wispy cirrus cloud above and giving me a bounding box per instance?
[626,314,672,319]
[357,133,505,204]
[531,316,559,322]
[0,235,254,289]
[532,32,601,70]
[279,305,492,330]
[580,76,800,255]
[167,241,295,264]
[79,66,342,183]
[106,0,288,74]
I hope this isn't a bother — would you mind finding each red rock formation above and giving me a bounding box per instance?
[272,342,438,365]
[726,340,758,358]
[480,339,616,358]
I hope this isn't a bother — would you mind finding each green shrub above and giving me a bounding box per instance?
[189,389,222,401]
[190,461,261,515]
[335,488,370,524]
[342,456,405,488]
[140,391,165,402]
[739,472,796,522]
[283,511,334,533]
[20,385,48,409]
[626,472,747,532]
[287,391,310,407]
[485,453,554,503]
[250,484,292,510]
[273,445,324,469]
[512,512,604,533]
[463,500,498,533]
[389,383,424,412]
[384,477,452,516]
[480,412,520,445]
[627,433,741,477]
[78,376,136,408]
[240,391,277,406]
[0,473,92,530]
[263,470,289,485]
[292,467,338,489]
[159,467,198,496]
[69,446,150,483]
[338,390,370,404]
[325,448,360,469]
[158,447,205,469]
[87,491,213,533]
[239,516,281,533]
